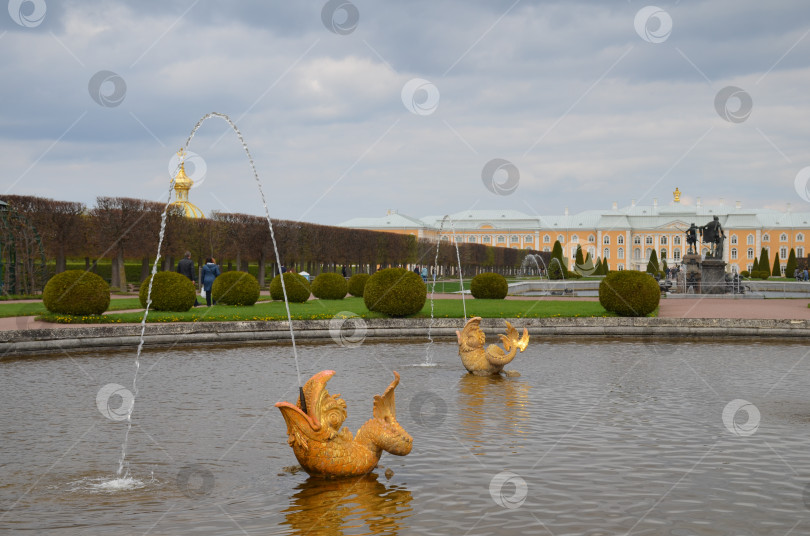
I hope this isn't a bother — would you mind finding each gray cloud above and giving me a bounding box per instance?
[2,0,810,223]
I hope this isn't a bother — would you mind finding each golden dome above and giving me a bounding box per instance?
[170,149,204,218]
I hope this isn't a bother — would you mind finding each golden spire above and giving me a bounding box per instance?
[673,187,681,203]
[170,148,204,218]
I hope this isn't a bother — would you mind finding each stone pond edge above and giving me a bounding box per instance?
[1,316,808,357]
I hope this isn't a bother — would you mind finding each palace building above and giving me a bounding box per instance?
[338,189,810,275]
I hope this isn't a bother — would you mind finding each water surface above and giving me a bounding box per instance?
[2,338,810,535]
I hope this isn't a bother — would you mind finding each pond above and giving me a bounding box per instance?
[2,338,810,535]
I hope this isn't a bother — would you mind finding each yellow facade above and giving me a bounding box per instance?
[339,199,810,275]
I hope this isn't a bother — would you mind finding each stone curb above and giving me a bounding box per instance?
[1,316,809,358]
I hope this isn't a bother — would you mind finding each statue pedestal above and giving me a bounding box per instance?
[678,254,727,294]
[701,259,727,294]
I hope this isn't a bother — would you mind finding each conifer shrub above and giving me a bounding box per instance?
[138,271,195,312]
[270,273,311,303]
[599,270,659,317]
[212,271,261,306]
[470,272,508,299]
[348,273,370,297]
[363,267,426,317]
[43,270,110,315]
[311,272,348,300]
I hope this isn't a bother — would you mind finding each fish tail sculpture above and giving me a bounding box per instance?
[275,370,413,478]
[456,316,530,375]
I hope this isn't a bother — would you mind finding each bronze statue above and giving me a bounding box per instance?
[456,317,530,376]
[275,370,413,478]
[699,216,726,258]
[686,223,698,254]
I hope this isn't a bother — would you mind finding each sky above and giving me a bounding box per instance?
[2,0,810,225]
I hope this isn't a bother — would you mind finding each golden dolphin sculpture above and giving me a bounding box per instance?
[276,370,413,478]
[456,316,530,376]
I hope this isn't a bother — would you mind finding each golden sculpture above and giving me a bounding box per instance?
[673,187,681,203]
[456,317,530,376]
[275,370,413,478]
[170,148,204,218]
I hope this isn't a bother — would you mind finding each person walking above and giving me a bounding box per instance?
[177,251,199,306]
[201,257,221,306]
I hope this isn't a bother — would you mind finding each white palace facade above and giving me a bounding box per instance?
[339,192,810,275]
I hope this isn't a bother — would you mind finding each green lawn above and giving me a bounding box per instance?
[35,297,614,324]
[0,297,144,318]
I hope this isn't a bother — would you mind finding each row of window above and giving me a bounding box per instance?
[442,233,809,247]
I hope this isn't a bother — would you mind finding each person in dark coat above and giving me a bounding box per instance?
[177,251,199,306]
[201,257,221,306]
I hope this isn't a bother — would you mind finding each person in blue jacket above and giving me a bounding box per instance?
[201,257,221,306]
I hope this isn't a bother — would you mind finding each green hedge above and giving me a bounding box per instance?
[311,272,348,300]
[470,272,508,299]
[43,270,110,315]
[270,273,311,303]
[363,268,426,317]
[348,273,370,297]
[598,270,659,317]
[139,272,196,312]
[750,270,770,280]
[211,271,261,306]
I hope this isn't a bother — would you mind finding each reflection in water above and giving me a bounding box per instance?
[281,473,413,536]
[457,374,531,453]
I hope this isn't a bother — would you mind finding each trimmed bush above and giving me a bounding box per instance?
[348,273,370,297]
[470,272,508,299]
[43,270,110,315]
[751,270,770,280]
[212,271,260,306]
[363,268,426,317]
[311,272,348,300]
[270,273,311,303]
[599,270,660,317]
[565,271,583,279]
[139,271,196,312]
[740,270,750,278]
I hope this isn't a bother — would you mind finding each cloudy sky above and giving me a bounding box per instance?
[2,0,810,225]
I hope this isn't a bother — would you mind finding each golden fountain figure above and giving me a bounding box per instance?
[456,317,530,376]
[275,370,413,478]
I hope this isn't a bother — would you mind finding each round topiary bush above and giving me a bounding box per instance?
[211,271,261,306]
[311,272,348,300]
[470,272,508,299]
[599,270,660,317]
[270,273,311,303]
[348,273,370,297]
[43,270,110,315]
[139,271,196,312]
[363,268,426,317]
